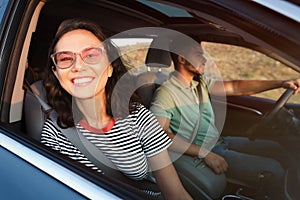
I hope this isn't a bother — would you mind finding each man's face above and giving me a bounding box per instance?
[184,45,206,75]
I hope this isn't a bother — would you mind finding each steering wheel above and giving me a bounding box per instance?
[247,88,294,138]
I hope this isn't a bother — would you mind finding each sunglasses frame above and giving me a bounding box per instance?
[51,45,105,69]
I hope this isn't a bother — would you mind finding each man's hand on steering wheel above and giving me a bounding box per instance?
[282,79,300,94]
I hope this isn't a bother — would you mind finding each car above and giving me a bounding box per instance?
[0,0,300,199]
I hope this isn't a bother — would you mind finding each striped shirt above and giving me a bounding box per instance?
[41,104,172,180]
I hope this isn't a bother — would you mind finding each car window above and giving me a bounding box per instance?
[112,38,174,74]
[0,0,9,35]
[112,38,152,70]
[202,42,300,103]
[0,0,9,21]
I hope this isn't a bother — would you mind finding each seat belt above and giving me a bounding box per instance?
[23,79,52,115]
[189,77,204,143]
[49,111,120,171]
[24,80,161,198]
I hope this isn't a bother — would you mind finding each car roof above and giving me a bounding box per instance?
[29,0,300,72]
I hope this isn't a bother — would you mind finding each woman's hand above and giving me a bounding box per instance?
[148,150,193,200]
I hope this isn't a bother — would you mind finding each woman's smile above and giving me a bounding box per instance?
[72,76,95,86]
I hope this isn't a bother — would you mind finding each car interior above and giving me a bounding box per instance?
[2,0,300,199]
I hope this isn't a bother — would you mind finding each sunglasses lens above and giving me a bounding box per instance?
[82,47,102,64]
[53,52,75,69]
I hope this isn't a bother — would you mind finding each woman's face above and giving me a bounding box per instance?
[52,29,112,100]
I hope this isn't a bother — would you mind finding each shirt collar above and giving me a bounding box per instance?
[169,71,199,90]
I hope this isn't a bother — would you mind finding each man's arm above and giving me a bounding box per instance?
[211,79,300,96]
[155,116,228,174]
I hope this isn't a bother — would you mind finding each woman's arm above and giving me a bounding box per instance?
[148,149,192,200]
[41,119,61,151]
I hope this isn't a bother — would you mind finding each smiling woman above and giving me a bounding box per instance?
[41,18,192,200]
[50,29,112,100]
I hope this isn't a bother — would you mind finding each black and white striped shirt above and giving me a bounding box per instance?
[41,105,172,180]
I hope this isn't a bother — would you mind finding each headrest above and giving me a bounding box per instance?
[145,40,171,68]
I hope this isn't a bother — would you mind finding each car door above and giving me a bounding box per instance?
[0,1,122,199]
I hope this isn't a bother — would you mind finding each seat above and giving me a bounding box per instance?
[24,80,49,142]
[136,44,172,108]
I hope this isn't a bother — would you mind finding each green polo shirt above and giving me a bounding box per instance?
[150,72,220,149]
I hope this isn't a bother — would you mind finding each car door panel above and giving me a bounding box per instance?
[214,95,277,136]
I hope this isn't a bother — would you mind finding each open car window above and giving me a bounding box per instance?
[203,42,300,103]
[112,37,152,71]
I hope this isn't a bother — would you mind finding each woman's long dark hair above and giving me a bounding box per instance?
[44,18,140,128]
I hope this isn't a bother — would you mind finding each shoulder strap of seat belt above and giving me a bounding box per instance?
[49,111,119,172]
[24,79,52,115]
[189,78,203,143]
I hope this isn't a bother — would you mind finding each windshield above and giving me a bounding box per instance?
[253,0,300,23]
